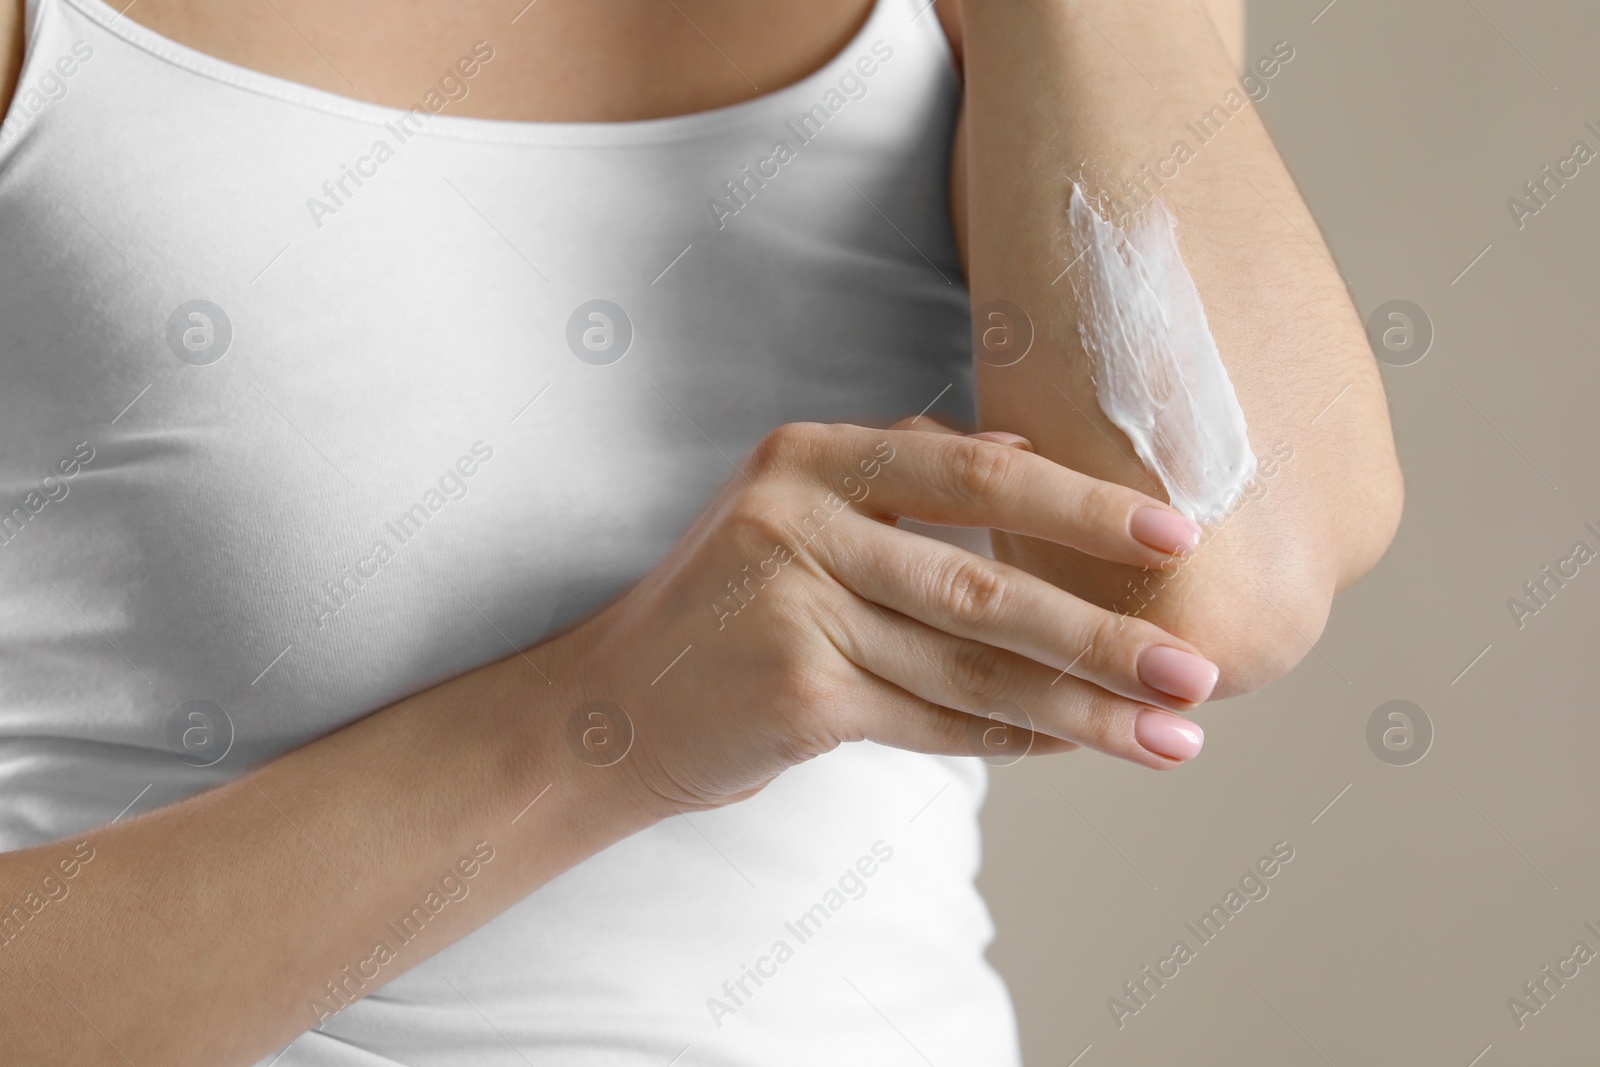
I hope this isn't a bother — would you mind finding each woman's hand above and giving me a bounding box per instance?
[550,416,1220,815]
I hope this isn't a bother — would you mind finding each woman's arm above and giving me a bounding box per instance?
[1,0,22,114]
[0,413,1237,1065]
[0,648,658,1066]
[952,0,1403,696]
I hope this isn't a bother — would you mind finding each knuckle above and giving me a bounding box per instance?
[774,662,853,749]
[937,556,1010,627]
[929,703,975,753]
[749,422,826,478]
[1087,610,1140,670]
[776,659,842,713]
[948,640,1006,705]
[1069,692,1131,750]
[756,567,814,631]
[725,486,798,549]
[946,438,1018,506]
[1081,479,1132,523]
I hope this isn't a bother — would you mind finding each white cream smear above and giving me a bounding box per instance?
[1064,183,1257,524]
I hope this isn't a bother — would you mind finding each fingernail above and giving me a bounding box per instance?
[1130,506,1201,556]
[967,431,1033,450]
[1137,645,1220,704]
[1134,709,1205,762]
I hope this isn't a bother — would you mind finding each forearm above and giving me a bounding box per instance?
[0,641,655,1066]
[1200,0,1244,70]
[959,0,1401,694]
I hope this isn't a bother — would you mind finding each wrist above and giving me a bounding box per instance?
[483,634,666,863]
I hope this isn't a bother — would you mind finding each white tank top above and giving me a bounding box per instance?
[0,0,1020,1062]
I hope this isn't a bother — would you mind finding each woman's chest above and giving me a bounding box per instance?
[113,0,891,122]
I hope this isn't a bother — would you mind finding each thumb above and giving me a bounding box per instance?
[887,414,1034,452]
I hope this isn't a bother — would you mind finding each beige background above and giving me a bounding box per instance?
[979,1,1600,1063]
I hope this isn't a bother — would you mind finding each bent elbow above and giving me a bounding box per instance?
[1338,454,1406,591]
[1206,597,1330,699]
[1170,542,1337,701]
[1204,446,1405,696]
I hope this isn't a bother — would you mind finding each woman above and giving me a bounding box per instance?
[0,0,1402,1063]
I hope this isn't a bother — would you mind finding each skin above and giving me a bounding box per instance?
[955,0,1403,695]
[0,0,1399,1063]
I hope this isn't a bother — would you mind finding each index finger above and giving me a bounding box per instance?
[797,423,1203,569]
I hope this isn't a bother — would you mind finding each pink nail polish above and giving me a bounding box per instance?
[1134,710,1204,762]
[1130,506,1201,556]
[1137,645,1220,704]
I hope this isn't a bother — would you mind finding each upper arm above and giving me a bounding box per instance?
[930,0,1245,71]
[950,0,1401,696]
[946,0,1245,266]
[1,0,23,119]
[1201,0,1245,70]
